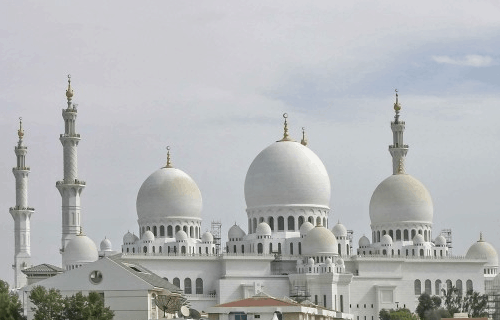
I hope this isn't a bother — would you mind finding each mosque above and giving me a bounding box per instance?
[10,78,500,319]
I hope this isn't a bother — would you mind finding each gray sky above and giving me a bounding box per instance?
[1,1,500,285]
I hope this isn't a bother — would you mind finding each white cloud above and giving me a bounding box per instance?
[432,54,494,67]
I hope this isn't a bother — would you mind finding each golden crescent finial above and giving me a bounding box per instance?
[165,146,173,168]
[394,89,401,112]
[300,127,308,146]
[283,113,288,119]
[17,117,24,139]
[279,113,293,141]
[66,74,74,101]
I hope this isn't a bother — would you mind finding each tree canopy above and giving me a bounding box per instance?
[29,286,114,320]
[379,308,419,320]
[0,280,25,320]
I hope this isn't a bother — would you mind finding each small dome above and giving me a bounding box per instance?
[359,235,370,248]
[255,222,272,236]
[137,167,202,221]
[201,232,213,243]
[175,230,188,242]
[228,224,246,240]
[142,230,155,242]
[381,234,393,246]
[435,235,447,246]
[303,226,338,255]
[100,238,112,251]
[308,257,315,265]
[244,141,331,209]
[336,257,344,266]
[332,222,347,237]
[123,231,138,244]
[300,222,315,236]
[370,174,433,226]
[413,234,425,245]
[466,234,499,267]
[63,234,98,267]
[296,259,303,265]
[325,257,333,265]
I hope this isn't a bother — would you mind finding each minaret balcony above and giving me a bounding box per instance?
[62,107,78,113]
[12,167,30,171]
[389,144,409,149]
[60,133,81,138]
[9,206,35,211]
[15,146,27,150]
[56,179,86,186]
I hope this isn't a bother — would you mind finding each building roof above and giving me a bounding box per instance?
[216,292,299,308]
[22,263,64,274]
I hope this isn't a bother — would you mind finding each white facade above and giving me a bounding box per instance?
[11,84,499,319]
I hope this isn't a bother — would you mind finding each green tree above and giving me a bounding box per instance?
[423,308,451,320]
[0,280,26,320]
[380,308,419,320]
[442,286,462,315]
[462,290,488,318]
[416,293,443,319]
[29,286,114,320]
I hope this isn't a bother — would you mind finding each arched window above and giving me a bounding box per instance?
[420,249,424,256]
[290,243,294,255]
[414,279,422,295]
[396,230,401,240]
[147,226,151,231]
[160,225,165,237]
[308,216,313,223]
[196,278,203,294]
[126,247,129,253]
[143,246,147,253]
[466,280,473,294]
[456,280,463,296]
[183,225,188,233]
[152,246,155,253]
[446,279,452,293]
[175,225,181,233]
[268,217,274,231]
[435,280,442,295]
[278,217,284,231]
[253,218,257,233]
[382,249,387,255]
[404,229,409,241]
[241,245,245,254]
[338,244,342,255]
[258,243,263,254]
[132,247,135,253]
[347,244,350,255]
[425,280,431,295]
[298,242,302,255]
[159,246,162,253]
[248,219,252,233]
[233,245,236,253]
[411,229,416,239]
[278,243,282,254]
[389,230,393,239]
[167,226,173,237]
[377,231,381,242]
[259,217,264,223]
[190,226,194,238]
[316,217,321,226]
[181,246,186,254]
[173,277,180,288]
[153,226,157,236]
[184,278,192,294]
[418,229,422,235]
[382,230,386,236]
[323,217,327,228]
[298,216,304,228]
[288,216,295,231]
[269,243,273,253]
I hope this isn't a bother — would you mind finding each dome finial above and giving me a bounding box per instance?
[479,232,484,242]
[17,117,24,141]
[66,74,74,102]
[164,146,173,168]
[279,113,293,141]
[394,89,401,122]
[300,127,308,146]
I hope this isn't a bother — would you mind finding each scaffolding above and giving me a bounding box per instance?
[211,220,222,254]
[440,229,453,254]
[486,279,500,320]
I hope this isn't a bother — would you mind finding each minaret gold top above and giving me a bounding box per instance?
[279,113,293,142]
[164,146,173,168]
[300,127,308,146]
[17,117,24,140]
[394,89,401,112]
[66,74,74,101]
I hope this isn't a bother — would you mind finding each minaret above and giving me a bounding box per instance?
[56,75,86,256]
[9,118,35,288]
[388,90,409,174]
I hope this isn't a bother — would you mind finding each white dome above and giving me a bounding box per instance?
[255,222,272,236]
[325,257,333,265]
[63,234,98,266]
[100,238,112,251]
[359,235,370,248]
[381,234,393,246]
[244,141,330,209]
[176,230,188,242]
[201,232,213,243]
[228,224,246,240]
[336,257,344,266]
[123,231,138,244]
[307,257,315,265]
[300,222,315,236]
[142,230,155,242]
[435,235,447,246]
[413,234,425,245]
[137,167,202,221]
[303,226,338,256]
[466,235,499,266]
[332,222,347,237]
[370,174,433,226]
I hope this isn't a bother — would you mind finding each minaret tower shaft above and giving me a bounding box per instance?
[389,90,409,174]
[56,75,86,255]
[9,118,35,288]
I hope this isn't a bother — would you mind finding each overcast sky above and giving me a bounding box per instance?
[1,1,500,286]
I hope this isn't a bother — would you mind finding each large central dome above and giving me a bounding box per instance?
[244,141,330,209]
[369,174,433,225]
[137,167,202,220]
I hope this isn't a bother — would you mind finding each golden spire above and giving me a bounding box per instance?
[17,117,24,140]
[479,232,484,242]
[66,74,74,101]
[300,127,308,146]
[279,113,293,142]
[394,89,401,111]
[164,146,173,168]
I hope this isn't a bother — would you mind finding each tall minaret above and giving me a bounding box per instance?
[9,118,35,288]
[56,75,86,256]
[388,90,409,174]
